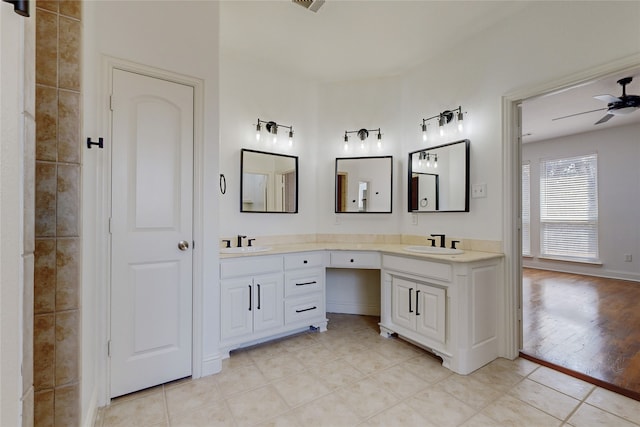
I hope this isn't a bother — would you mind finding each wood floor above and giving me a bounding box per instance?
[521,268,640,400]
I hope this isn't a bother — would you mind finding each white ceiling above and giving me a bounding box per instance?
[220,1,640,142]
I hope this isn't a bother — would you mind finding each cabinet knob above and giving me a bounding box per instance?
[303,260,308,264]
[350,259,354,263]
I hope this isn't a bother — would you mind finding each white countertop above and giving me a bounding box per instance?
[219,242,503,263]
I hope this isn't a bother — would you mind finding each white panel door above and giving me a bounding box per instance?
[415,283,446,344]
[252,274,284,333]
[391,277,415,331]
[110,69,194,398]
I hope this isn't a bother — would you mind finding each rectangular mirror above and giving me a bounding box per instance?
[335,156,393,213]
[241,149,298,213]
[408,139,469,212]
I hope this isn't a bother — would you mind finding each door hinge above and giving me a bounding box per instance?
[192,240,195,250]
[107,340,111,357]
[108,217,112,234]
[109,94,114,111]
[517,307,523,321]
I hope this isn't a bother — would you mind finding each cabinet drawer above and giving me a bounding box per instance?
[383,255,452,282]
[284,252,326,270]
[220,256,283,279]
[329,251,380,269]
[285,294,324,324]
[284,268,324,297]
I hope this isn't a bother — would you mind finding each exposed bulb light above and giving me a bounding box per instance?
[377,131,382,148]
[434,154,438,168]
[343,127,383,151]
[256,122,262,141]
[421,123,427,142]
[457,109,464,132]
[426,153,431,168]
[343,133,349,151]
[439,125,444,137]
[288,129,294,146]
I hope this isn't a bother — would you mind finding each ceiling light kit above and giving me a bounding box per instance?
[343,128,383,151]
[255,118,294,146]
[421,106,465,141]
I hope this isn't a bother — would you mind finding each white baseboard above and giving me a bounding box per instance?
[201,354,223,377]
[82,389,98,427]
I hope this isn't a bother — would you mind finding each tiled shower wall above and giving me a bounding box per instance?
[34,1,82,425]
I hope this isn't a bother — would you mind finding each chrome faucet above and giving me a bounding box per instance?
[430,234,446,248]
[237,235,247,247]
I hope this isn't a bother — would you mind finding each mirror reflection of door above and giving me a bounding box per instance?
[336,173,347,212]
[284,170,296,212]
[417,173,438,211]
[358,181,369,212]
[242,172,268,211]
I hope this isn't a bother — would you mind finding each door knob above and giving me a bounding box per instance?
[178,240,190,251]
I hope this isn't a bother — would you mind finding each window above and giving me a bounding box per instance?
[539,154,599,262]
[521,162,531,256]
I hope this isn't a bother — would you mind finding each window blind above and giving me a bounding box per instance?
[521,162,531,256]
[539,154,599,262]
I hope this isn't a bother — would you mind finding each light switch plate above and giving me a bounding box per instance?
[472,183,487,198]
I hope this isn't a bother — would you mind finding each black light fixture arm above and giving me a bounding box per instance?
[256,118,293,134]
[344,127,382,141]
[2,0,29,17]
[421,106,464,127]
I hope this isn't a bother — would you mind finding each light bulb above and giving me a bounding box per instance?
[256,131,261,141]
[360,141,365,149]
[458,121,464,132]
[344,141,348,151]
[421,123,427,142]
[272,134,277,144]
[288,130,293,146]
[418,158,422,167]
[256,123,261,141]
[434,160,438,168]
[439,126,444,137]
[377,140,381,149]
[457,110,464,132]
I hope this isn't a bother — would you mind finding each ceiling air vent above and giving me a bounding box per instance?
[292,0,325,13]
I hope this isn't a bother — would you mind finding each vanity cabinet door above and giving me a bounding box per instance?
[415,283,446,344]
[220,278,253,341]
[252,273,284,332]
[391,277,415,331]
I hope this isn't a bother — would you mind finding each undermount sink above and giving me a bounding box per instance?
[403,245,464,255]
[220,246,272,254]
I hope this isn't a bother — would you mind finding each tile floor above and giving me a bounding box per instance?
[95,314,640,427]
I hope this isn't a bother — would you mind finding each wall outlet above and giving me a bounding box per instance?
[472,183,487,198]
[624,254,632,262]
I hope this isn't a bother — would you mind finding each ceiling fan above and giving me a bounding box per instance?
[552,76,640,125]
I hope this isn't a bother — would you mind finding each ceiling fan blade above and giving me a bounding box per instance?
[594,94,621,103]
[594,113,614,125]
[552,108,607,121]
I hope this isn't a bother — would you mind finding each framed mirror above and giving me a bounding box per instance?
[335,156,393,213]
[408,139,469,212]
[241,149,298,213]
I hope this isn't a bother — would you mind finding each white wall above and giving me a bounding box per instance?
[219,56,319,240]
[399,1,640,242]
[82,0,220,418]
[523,123,640,281]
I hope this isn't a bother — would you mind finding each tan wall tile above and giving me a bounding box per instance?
[34,239,56,314]
[55,310,79,385]
[56,238,79,311]
[54,383,80,426]
[34,314,55,390]
[35,9,57,87]
[59,1,81,19]
[57,90,80,163]
[58,17,80,91]
[35,162,57,237]
[23,255,35,393]
[24,116,36,254]
[36,1,59,13]
[34,389,54,427]
[56,164,79,236]
[35,85,57,161]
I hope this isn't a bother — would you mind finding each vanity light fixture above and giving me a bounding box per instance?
[255,118,294,146]
[421,106,465,139]
[343,128,383,150]
[417,151,437,168]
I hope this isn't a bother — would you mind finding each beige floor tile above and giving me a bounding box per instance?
[271,371,331,407]
[258,410,301,427]
[291,393,360,427]
[103,392,167,427]
[335,377,399,419]
[470,359,525,392]
[370,338,422,361]
[481,394,562,427]
[369,364,429,399]
[254,352,307,381]
[510,378,580,420]
[528,366,595,400]
[169,401,235,427]
[279,332,318,351]
[585,387,640,424]
[491,357,540,377]
[459,412,502,427]
[362,402,429,427]
[292,343,341,368]
[215,364,268,397]
[308,357,366,389]
[400,355,452,384]
[567,403,638,427]
[405,388,476,427]
[437,373,504,410]
[343,349,395,375]
[164,376,221,418]
[222,349,255,370]
[226,385,290,427]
